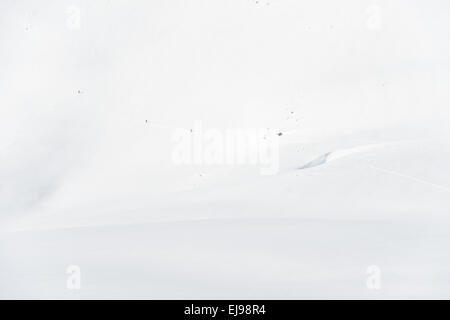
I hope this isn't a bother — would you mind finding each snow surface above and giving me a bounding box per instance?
[1,0,450,299]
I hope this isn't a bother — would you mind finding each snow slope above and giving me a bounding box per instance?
[1,0,450,299]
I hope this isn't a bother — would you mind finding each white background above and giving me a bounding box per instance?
[1,0,450,298]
